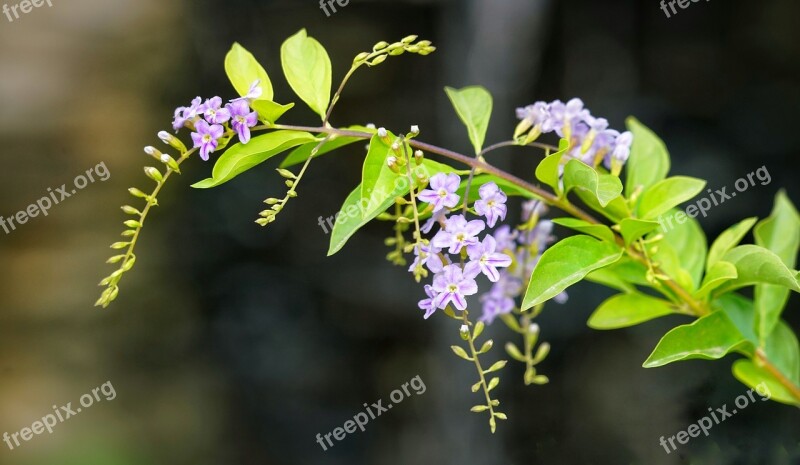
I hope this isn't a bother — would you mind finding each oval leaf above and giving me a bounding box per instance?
[562,159,623,207]
[637,176,706,220]
[552,218,616,243]
[715,245,800,295]
[521,235,623,310]
[706,217,758,271]
[624,117,670,197]
[589,293,676,330]
[444,86,493,155]
[534,138,569,192]
[281,29,332,119]
[225,42,274,101]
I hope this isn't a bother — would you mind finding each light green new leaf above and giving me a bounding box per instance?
[444,86,493,155]
[643,311,752,368]
[251,100,294,125]
[625,117,670,197]
[328,159,455,255]
[658,211,707,289]
[280,125,375,168]
[706,217,758,271]
[360,131,409,218]
[714,245,800,295]
[696,261,738,299]
[575,189,632,223]
[619,218,661,247]
[637,176,706,220]
[588,293,676,330]
[192,130,317,188]
[562,159,623,207]
[534,138,570,192]
[552,218,616,243]
[732,359,799,406]
[754,191,800,344]
[521,235,623,310]
[225,42,274,101]
[281,29,332,119]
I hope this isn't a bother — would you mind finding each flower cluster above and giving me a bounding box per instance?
[516,98,633,175]
[479,200,567,324]
[171,80,262,161]
[413,173,513,319]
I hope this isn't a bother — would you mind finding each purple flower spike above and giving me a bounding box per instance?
[432,264,479,311]
[418,285,438,319]
[474,182,507,227]
[227,100,258,144]
[431,214,485,254]
[417,173,461,212]
[203,97,231,124]
[467,235,513,282]
[191,120,224,161]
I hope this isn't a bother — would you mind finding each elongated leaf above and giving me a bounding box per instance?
[619,218,660,247]
[732,359,799,406]
[588,293,676,330]
[225,42,274,100]
[754,191,800,344]
[706,217,758,271]
[625,117,670,197]
[360,131,408,218]
[658,211,707,289]
[521,235,623,310]
[637,176,706,220]
[280,125,375,168]
[764,321,800,384]
[643,311,752,368]
[281,29,332,119]
[713,293,758,350]
[562,159,623,207]
[552,218,616,243]
[715,245,800,295]
[534,138,569,192]
[444,86,493,155]
[328,159,454,255]
[192,130,316,188]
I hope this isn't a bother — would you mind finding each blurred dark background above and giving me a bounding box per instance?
[1,0,799,464]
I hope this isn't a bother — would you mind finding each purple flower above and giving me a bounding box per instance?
[554,291,569,304]
[231,80,263,102]
[409,243,446,274]
[203,97,231,124]
[418,285,438,319]
[431,214,485,254]
[479,272,522,324]
[421,209,446,234]
[227,100,258,144]
[474,182,507,227]
[191,120,224,161]
[493,225,517,252]
[172,106,188,131]
[467,235,513,282]
[612,131,633,162]
[417,173,461,212]
[432,264,479,311]
[184,97,205,119]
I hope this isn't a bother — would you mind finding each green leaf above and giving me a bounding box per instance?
[643,311,752,368]
[585,268,637,293]
[715,245,800,295]
[695,261,738,299]
[732,359,799,406]
[327,159,454,255]
[624,117,670,197]
[763,321,800,384]
[251,100,294,125]
[575,190,632,223]
[521,235,623,310]
[444,86,493,155]
[562,159,623,207]
[281,29,332,119]
[534,138,570,192]
[588,293,676,330]
[192,130,317,188]
[618,218,661,247]
[360,131,407,218]
[754,191,800,345]
[658,211,707,289]
[706,217,758,271]
[225,42,274,101]
[551,218,616,243]
[713,293,758,351]
[280,125,374,168]
[636,176,706,220]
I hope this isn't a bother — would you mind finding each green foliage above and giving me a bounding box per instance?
[706,217,758,270]
[589,293,676,330]
[360,131,408,218]
[715,245,800,294]
[192,130,317,188]
[534,138,569,193]
[562,159,623,207]
[624,117,670,196]
[618,218,660,246]
[552,218,616,243]
[522,235,623,310]
[280,125,374,168]
[225,43,294,123]
[636,176,706,220]
[444,86,493,155]
[281,29,332,119]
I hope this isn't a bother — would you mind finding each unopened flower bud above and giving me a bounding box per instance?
[414,150,424,165]
[158,131,187,153]
[459,324,470,340]
[409,125,419,135]
[528,323,540,336]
